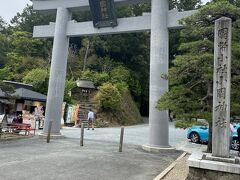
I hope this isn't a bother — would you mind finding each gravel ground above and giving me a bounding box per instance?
[162,154,190,180]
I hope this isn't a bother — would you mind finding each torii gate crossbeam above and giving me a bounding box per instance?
[32,0,195,151]
[33,10,194,38]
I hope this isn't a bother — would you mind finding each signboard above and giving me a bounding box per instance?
[66,106,72,123]
[89,0,118,28]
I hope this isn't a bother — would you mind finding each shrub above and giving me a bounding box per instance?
[80,70,95,81]
[115,82,128,94]
[93,72,110,86]
[94,83,122,111]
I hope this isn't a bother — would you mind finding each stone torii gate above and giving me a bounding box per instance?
[32,0,195,151]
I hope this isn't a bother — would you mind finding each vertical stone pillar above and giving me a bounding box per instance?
[212,17,232,158]
[149,0,170,148]
[43,8,71,135]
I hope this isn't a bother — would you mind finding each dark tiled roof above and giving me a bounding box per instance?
[12,88,47,102]
[3,80,33,90]
[76,80,95,89]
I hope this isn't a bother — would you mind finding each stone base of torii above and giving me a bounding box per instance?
[32,0,195,151]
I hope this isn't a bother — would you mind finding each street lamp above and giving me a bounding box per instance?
[89,0,118,28]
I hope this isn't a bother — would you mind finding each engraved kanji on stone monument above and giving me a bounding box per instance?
[212,17,232,158]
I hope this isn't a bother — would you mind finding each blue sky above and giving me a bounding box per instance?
[0,0,210,24]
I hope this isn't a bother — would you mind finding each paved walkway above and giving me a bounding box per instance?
[62,123,207,154]
[0,137,181,180]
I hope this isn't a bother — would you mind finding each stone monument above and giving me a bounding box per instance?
[187,17,240,179]
[212,17,232,158]
[32,0,195,151]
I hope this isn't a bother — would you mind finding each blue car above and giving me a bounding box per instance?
[187,124,240,150]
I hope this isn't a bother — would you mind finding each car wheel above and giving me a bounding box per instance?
[231,139,239,151]
[190,132,200,143]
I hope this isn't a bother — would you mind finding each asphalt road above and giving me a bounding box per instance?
[0,129,182,180]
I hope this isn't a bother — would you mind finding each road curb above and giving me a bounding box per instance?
[153,152,188,180]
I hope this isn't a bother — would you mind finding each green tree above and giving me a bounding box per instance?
[11,5,55,32]
[93,72,110,86]
[1,30,50,82]
[9,31,51,58]
[23,68,49,94]
[0,33,9,67]
[0,67,13,81]
[64,79,76,103]
[79,70,95,82]
[0,16,7,30]
[110,66,131,84]
[6,55,48,81]
[170,0,202,10]
[157,0,240,152]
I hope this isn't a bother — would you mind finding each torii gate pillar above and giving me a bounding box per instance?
[43,8,71,135]
[146,0,171,150]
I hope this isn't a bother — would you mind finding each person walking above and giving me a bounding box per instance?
[87,109,95,130]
